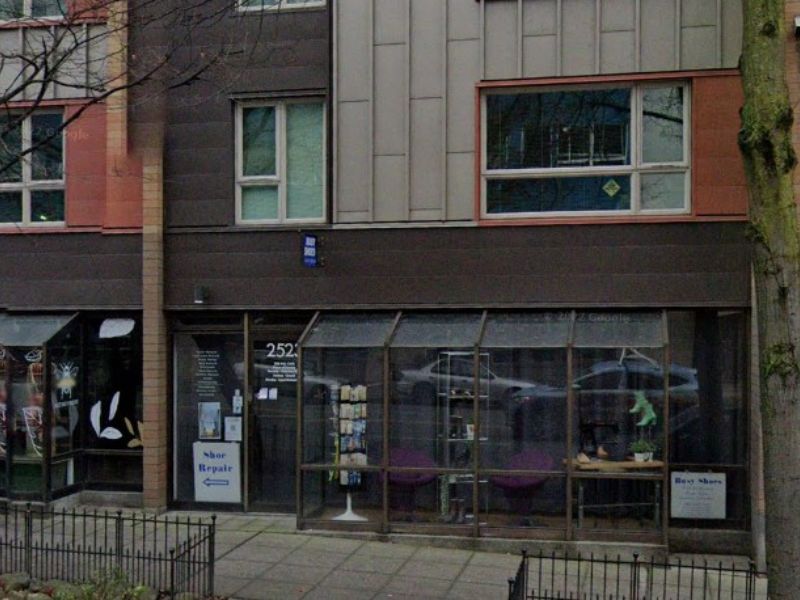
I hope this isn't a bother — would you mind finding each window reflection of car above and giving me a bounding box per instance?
[511,359,699,454]
[394,357,543,404]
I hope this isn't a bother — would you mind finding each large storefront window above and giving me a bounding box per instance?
[480,313,569,534]
[294,309,750,541]
[300,313,392,529]
[0,313,143,502]
[388,313,483,531]
[0,315,79,500]
[571,314,665,536]
[668,310,748,529]
[84,317,143,489]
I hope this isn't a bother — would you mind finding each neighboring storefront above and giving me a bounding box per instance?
[170,309,749,549]
[0,313,143,503]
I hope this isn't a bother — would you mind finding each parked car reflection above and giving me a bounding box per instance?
[394,356,543,404]
[511,357,698,460]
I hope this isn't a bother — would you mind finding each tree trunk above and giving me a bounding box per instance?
[739,1,800,597]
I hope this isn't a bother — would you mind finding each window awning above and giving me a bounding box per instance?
[303,313,396,348]
[0,313,76,347]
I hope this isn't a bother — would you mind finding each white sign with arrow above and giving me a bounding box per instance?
[193,442,241,503]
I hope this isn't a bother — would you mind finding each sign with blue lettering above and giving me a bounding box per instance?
[302,233,319,268]
[671,471,726,519]
[193,442,241,503]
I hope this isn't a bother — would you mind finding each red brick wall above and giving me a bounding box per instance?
[692,75,748,216]
[65,104,106,227]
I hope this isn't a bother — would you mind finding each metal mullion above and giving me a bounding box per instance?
[382,311,401,532]
[565,310,576,540]
[295,311,320,527]
[22,117,31,225]
[243,312,250,512]
[484,165,635,178]
[631,85,641,213]
[278,104,287,222]
[661,309,670,545]
[472,310,488,537]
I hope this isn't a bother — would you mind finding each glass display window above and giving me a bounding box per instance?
[84,316,143,489]
[667,310,749,529]
[0,313,79,501]
[292,308,747,542]
[387,313,483,528]
[479,313,571,532]
[299,313,395,526]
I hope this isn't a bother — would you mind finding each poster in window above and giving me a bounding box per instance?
[198,402,222,440]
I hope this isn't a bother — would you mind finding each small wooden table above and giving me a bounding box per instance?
[570,459,665,473]
[568,459,664,529]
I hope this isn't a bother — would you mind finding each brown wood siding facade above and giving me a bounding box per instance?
[0,233,142,310]
[165,223,749,310]
[134,4,331,229]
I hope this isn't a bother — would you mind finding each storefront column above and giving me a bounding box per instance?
[141,127,167,510]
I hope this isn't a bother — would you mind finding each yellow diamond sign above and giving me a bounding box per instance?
[602,179,621,198]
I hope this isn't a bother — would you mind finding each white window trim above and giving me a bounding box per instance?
[0,110,66,228]
[0,0,67,22]
[480,81,691,219]
[235,98,327,226]
[236,0,326,14]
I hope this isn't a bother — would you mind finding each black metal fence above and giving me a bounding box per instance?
[0,504,216,599]
[508,550,766,600]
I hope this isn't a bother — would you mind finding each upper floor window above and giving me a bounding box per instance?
[236,100,325,224]
[237,0,325,12]
[0,111,65,226]
[0,0,66,20]
[482,82,689,218]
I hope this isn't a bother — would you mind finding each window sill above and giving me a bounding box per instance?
[477,214,748,227]
[235,4,326,16]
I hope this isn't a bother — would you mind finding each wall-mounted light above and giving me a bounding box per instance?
[795,16,800,38]
[193,285,209,305]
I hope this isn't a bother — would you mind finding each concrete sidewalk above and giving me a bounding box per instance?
[203,513,518,599]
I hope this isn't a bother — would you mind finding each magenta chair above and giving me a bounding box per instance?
[386,448,437,519]
[490,450,555,525]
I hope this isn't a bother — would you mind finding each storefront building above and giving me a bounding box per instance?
[167,305,751,553]
[138,0,759,557]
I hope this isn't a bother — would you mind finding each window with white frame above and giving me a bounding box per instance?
[236,100,325,224]
[0,111,65,226]
[0,0,66,20]
[482,82,690,217]
[237,0,325,13]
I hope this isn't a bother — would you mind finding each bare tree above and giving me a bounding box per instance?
[0,0,300,179]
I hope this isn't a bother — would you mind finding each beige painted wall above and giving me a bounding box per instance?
[334,0,743,224]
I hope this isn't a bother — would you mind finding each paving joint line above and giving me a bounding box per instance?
[369,543,423,600]
[295,536,368,597]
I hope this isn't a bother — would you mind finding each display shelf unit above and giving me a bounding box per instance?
[435,351,490,522]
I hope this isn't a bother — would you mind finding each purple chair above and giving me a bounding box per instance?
[387,448,437,517]
[490,450,555,524]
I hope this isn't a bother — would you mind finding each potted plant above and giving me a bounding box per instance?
[630,438,657,462]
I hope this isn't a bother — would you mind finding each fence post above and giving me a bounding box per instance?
[24,503,32,580]
[114,511,123,569]
[169,548,176,600]
[207,515,216,597]
[520,548,528,598]
[631,553,640,600]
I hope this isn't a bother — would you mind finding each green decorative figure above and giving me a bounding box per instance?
[630,391,657,427]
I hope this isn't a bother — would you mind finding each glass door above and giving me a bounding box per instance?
[248,332,303,512]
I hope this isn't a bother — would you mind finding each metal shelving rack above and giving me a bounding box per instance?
[436,350,490,522]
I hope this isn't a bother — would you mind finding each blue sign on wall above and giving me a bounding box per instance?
[303,233,319,268]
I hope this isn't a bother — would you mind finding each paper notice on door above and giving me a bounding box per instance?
[225,417,243,442]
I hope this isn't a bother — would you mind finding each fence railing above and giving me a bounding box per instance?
[0,504,216,599]
[508,549,767,600]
